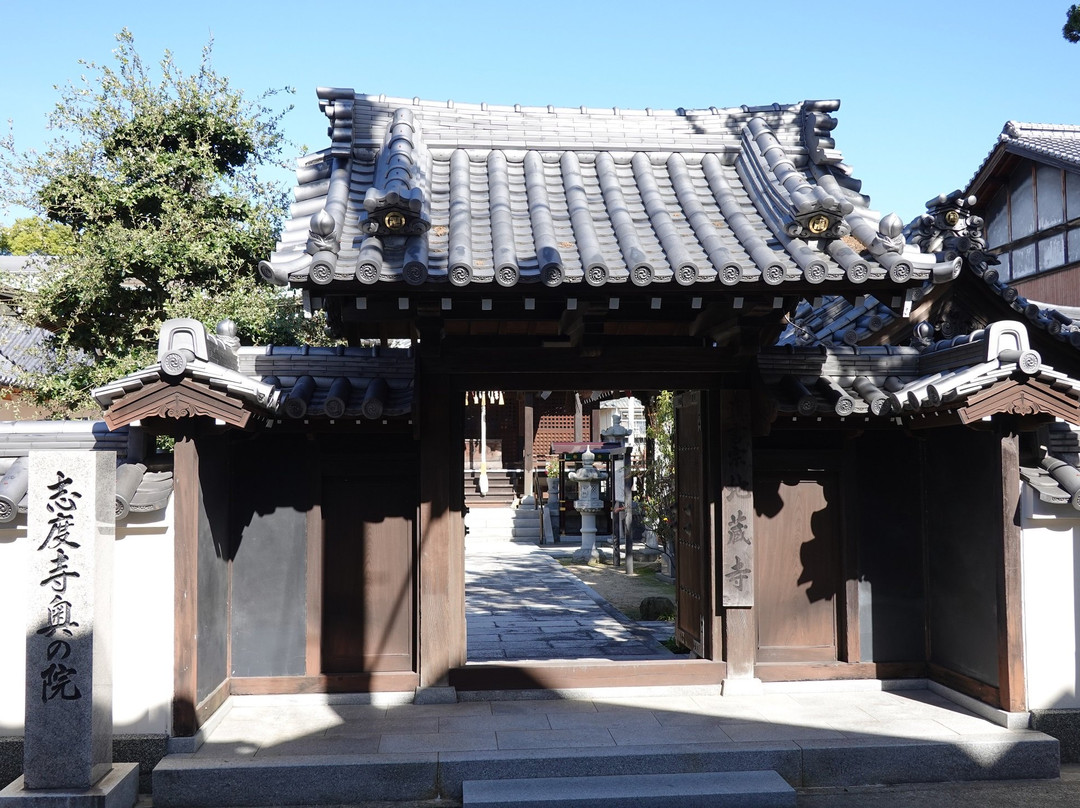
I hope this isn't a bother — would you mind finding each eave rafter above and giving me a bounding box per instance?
[103,378,261,431]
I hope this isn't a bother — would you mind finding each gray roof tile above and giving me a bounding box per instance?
[93,320,415,422]
[762,319,1078,420]
[260,92,956,291]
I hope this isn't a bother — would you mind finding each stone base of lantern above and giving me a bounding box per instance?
[0,763,139,808]
[571,546,600,563]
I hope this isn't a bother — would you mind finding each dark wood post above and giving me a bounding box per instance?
[417,363,466,687]
[997,430,1026,711]
[172,436,199,736]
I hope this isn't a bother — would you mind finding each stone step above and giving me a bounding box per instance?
[462,770,795,807]
[467,529,539,538]
[151,731,1061,807]
[465,508,542,536]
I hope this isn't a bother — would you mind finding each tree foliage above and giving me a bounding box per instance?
[0,29,323,413]
[0,217,75,256]
[1065,4,1080,42]
[641,391,676,550]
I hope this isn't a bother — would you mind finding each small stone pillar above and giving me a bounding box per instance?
[1,451,139,808]
[569,447,607,563]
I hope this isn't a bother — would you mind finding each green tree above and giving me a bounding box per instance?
[641,391,676,550]
[0,217,75,255]
[1065,4,1080,42]
[0,29,321,413]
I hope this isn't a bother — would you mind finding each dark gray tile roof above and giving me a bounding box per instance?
[785,267,1080,356]
[780,294,901,348]
[260,92,961,291]
[760,320,1078,420]
[1020,422,1080,511]
[0,257,91,387]
[0,317,54,385]
[975,121,1080,178]
[0,421,171,522]
[92,319,414,422]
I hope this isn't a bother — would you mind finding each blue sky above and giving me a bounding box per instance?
[1,0,1077,225]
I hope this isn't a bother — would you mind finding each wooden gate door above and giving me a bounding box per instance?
[674,392,709,656]
[321,474,415,673]
[753,470,839,663]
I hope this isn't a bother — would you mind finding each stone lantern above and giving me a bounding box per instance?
[600,412,631,446]
[600,413,633,572]
[569,446,607,563]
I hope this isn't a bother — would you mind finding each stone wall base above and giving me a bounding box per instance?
[0,738,165,796]
[0,763,138,808]
[1031,709,1080,763]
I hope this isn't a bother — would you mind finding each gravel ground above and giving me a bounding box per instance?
[557,558,675,620]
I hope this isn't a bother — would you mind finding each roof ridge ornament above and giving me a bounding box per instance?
[872,213,906,255]
[361,107,432,238]
[907,190,998,280]
[743,116,853,242]
[158,318,239,376]
[801,108,843,166]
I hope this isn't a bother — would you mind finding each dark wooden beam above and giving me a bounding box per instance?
[230,672,420,694]
[431,346,749,384]
[172,437,199,737]
[757,661,926,682]
[449,660,726,691]
[928,662,1002,708]
[997,432,1027,711]
[104,378,259,431]
[417,365,466,687]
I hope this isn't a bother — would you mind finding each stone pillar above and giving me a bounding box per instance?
[1,451,138,807]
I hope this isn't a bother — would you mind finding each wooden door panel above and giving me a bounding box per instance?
[754,474,838,663]
[322,476,415,673]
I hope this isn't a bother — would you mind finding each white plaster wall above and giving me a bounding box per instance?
[1021,484,1080,710]
[0,498,174,736]
[112,498,175,733]
[0,522,29,736]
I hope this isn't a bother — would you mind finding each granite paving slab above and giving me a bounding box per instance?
[465,542,673,662]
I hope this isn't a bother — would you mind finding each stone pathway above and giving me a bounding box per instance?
[164,685,1060,807]
[465,541,674,662]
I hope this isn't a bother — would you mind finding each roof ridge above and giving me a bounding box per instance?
[316,87,835,120]
[1003,120,1080,139]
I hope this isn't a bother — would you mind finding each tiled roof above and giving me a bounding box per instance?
[980,121,1080,176]
[785,266,1080,357]
[760,320,1079,421]
[0,317,54,385]
[780,293,902,348]
[92,319,414,423]
[1020,422,1080,511]
[0,420,171,522]
[260,91,962,291]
